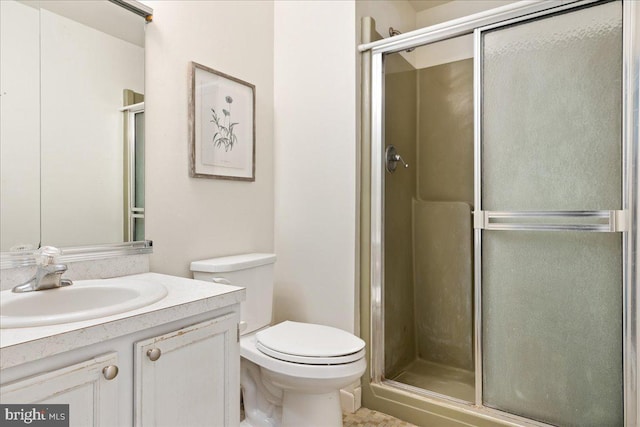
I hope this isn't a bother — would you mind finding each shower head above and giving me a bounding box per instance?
[388,27,415,52]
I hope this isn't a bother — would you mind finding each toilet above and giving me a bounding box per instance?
[190,253,366,427]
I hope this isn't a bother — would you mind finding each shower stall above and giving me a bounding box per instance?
[360,1,638,426]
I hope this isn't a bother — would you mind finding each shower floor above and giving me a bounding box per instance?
[391,358,475,402]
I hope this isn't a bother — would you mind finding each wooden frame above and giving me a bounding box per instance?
[189,62,255,181]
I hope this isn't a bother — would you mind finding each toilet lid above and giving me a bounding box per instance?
[255,321,365,365]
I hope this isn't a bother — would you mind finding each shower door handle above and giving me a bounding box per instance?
[473,210,628,232]
[385,145,409,173]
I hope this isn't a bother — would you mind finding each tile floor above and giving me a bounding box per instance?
[343,408,418,427]
[242,401,416,426]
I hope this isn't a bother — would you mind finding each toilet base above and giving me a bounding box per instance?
[281,390,342,427]
[241,389,343,427]
[240,331,366,427]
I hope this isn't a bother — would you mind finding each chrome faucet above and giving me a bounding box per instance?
[12,247,73,293]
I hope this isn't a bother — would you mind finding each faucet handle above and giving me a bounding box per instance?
[35,246,62,266]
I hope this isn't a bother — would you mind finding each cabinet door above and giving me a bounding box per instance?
[135,314,240,427]
[0,353,119,427]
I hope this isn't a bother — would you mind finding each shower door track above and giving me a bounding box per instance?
[382,378,557,427]
[362,0,639,425]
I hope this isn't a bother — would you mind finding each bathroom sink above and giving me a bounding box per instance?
[0,278,168,328]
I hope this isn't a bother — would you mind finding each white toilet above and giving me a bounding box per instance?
[190,253,366,427]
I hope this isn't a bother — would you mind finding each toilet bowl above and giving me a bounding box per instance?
[190,254,366,427]
[241,322,365,427]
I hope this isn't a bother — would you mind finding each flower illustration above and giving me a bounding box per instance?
[210,95,238,152]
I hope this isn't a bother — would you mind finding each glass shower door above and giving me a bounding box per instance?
[477,1,624,425]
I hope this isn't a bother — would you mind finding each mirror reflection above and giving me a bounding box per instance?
[0,0,146,252]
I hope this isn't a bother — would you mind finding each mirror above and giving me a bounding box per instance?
[0,0,147,253]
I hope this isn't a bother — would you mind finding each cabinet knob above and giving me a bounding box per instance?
[102,365,119,380]
[147,348,161,361]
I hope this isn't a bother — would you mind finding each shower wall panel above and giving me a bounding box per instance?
[414,59,474,371]
[413,200,472,371]
[384,55,417,378]
[418,59,474,205]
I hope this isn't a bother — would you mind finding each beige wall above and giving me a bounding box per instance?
[145,0,274,278]
[273,0,357,333]
[415,0,517,27]
[144,0,358,333]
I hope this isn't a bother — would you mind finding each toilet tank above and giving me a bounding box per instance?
[190,253,276,335]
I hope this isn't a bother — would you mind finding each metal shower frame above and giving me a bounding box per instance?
[360,0,638,425]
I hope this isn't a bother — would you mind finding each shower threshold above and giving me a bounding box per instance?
[390,358,475,403]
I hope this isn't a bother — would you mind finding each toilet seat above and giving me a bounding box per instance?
[241,332,366,381]
[256,342,365,365]
[255,321,365,365]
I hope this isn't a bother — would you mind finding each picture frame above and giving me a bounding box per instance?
[189,61,256,181]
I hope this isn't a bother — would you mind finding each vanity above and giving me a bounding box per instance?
[0,273,244,426]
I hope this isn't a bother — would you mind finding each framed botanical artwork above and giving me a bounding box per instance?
[189,61,255,181]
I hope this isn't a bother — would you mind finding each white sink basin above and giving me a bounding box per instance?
[0,278,168,328]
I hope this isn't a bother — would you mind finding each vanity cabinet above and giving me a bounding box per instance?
[0,353,119,427]
[0,309,241,427]
[134,314,240,426]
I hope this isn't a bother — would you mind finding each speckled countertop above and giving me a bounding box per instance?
[0,273,245,370]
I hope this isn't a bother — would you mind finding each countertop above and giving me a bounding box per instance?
[0,272,245,370]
